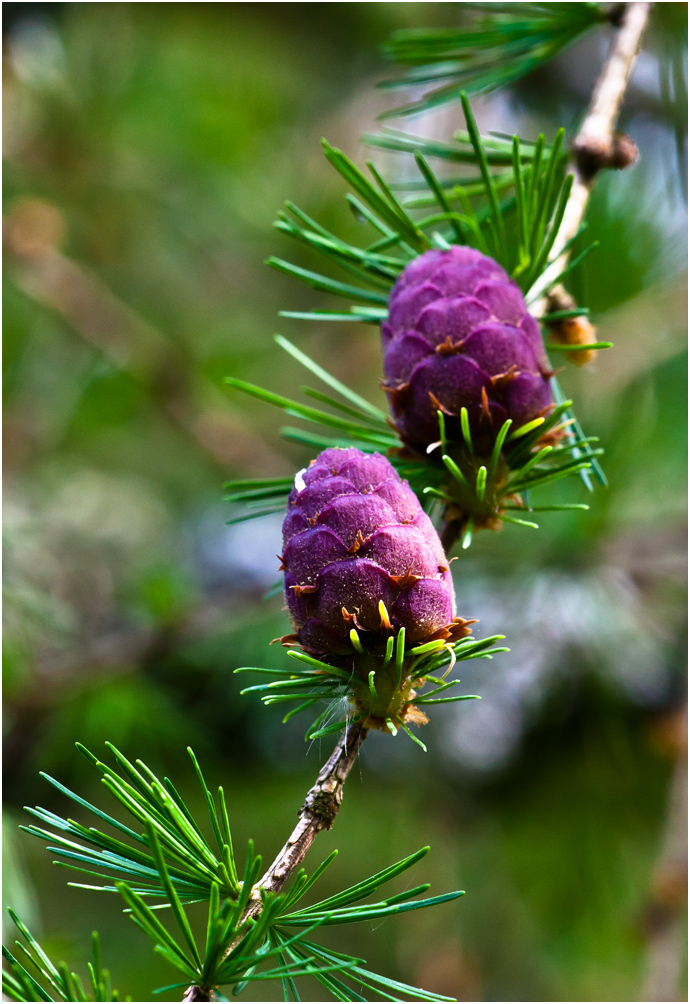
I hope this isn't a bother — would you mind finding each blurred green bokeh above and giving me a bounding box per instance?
[3,3,687,1002]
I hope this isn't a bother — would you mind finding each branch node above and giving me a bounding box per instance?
[573,131,639,180]
[306,789,340,828]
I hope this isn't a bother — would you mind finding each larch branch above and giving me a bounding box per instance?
[441,2,653,555]
[531,1,653,311]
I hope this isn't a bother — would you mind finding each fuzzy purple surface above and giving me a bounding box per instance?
[282,448,455,655]
[382,246,552,448]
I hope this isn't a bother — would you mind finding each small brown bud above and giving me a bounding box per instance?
[548,315,599,367]
[573,131,638,180]
[609,132,639,170]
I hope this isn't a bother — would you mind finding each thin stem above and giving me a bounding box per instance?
[256,719,367,896]
[531,1,652,311]
[182,720,367,1001]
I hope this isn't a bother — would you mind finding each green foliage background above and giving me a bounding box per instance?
[3,3,687,1001]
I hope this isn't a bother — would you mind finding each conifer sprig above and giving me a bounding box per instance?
[362,125,564,209]
[114,848,348,998]
[271,100,582,300]
[21,743,241,903]
[378,2,610,118]
[17,747,467,1001]
[2,922,128,1003]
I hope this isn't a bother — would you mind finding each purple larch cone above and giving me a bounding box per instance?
[281,447,466,659]
[381,247,553,450]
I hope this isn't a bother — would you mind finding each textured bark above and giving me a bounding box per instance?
[255,719,368,897]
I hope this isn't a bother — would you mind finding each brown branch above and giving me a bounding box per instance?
[183,720,368,1001]
[255,719,368,895]
[531,1,653,312]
